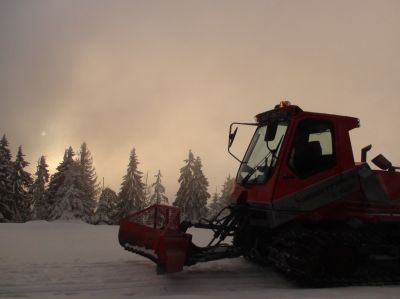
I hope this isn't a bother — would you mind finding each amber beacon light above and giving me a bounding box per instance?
[279,100,291,108]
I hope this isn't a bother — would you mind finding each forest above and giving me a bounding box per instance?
[0,134,234,224]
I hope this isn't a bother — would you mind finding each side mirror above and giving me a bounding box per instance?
[228,126,238,149]
[265,122,278,142]
[228,122,258,163]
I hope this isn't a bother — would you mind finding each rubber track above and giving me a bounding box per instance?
[269,225,400,286]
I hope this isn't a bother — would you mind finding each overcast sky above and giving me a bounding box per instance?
[1,0,400,199]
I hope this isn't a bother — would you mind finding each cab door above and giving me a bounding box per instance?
[272,117,342,211]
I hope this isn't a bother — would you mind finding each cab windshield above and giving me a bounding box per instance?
[237,122,288,185]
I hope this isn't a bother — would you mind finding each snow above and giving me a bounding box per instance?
[1,222,400,298]
[124,243,157,260]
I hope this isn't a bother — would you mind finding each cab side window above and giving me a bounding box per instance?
[288,119,335,178]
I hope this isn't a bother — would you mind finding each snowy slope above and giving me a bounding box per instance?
[1,221,400,298]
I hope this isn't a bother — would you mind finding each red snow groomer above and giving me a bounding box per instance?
[119,101,400,285]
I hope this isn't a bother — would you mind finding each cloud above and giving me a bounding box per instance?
[1,0,400,198]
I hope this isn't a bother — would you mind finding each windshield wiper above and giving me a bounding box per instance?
[241,134,285,186]
[266,133,284,160]
[241,151,272,185]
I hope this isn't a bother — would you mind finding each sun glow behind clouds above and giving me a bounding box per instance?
[1,0,400,199]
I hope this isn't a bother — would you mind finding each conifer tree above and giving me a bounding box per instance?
[208,175,235,218]
[173,150,209,222]
[48,147,92,222]
[114,148,146,220]
[32,156,50,220]
[142,171,152,207]
[208,189,220,218]
[11,146,33,222]
[149,170,168,205]
[95,187,117,224]
[191,156,209,219]
[173,150,195,219]
[46,148,73,208]
[78,142,100,215]
[218,175,235,208]
[0,135,14,222]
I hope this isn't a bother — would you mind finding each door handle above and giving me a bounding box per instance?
[282,174,296,180]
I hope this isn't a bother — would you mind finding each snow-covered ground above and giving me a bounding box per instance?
[1,222,400,298]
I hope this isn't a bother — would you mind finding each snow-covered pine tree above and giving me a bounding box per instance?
[49,163,85,221]
[208,175,235,218]
[217,175,235,209]
[32,156,50,220]
[190,156,209,220]
[78,142,100,217]
[208,189,221,219]
[0,135,14,222]
[11,146,33,222]
[95,187,117,224]
[149,170,168,205]
[173,150,195,220]
[48,147,92,222]
[173,151,209,222]
[142,171,152,208]
[114,148,146,221]
[46,148,72,211]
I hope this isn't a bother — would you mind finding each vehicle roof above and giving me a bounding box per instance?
[255,105,359,131]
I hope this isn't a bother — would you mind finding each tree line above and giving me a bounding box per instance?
[0,134,235,224]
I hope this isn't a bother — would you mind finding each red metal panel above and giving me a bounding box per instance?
[119,204,192,273]
[375,170,400,200]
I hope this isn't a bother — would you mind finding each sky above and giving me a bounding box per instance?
[1,0,400,200]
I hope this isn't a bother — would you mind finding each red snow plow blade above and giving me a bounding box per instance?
[118,204,193,273]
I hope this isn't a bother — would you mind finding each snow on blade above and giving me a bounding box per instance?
[124,243,158,261]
